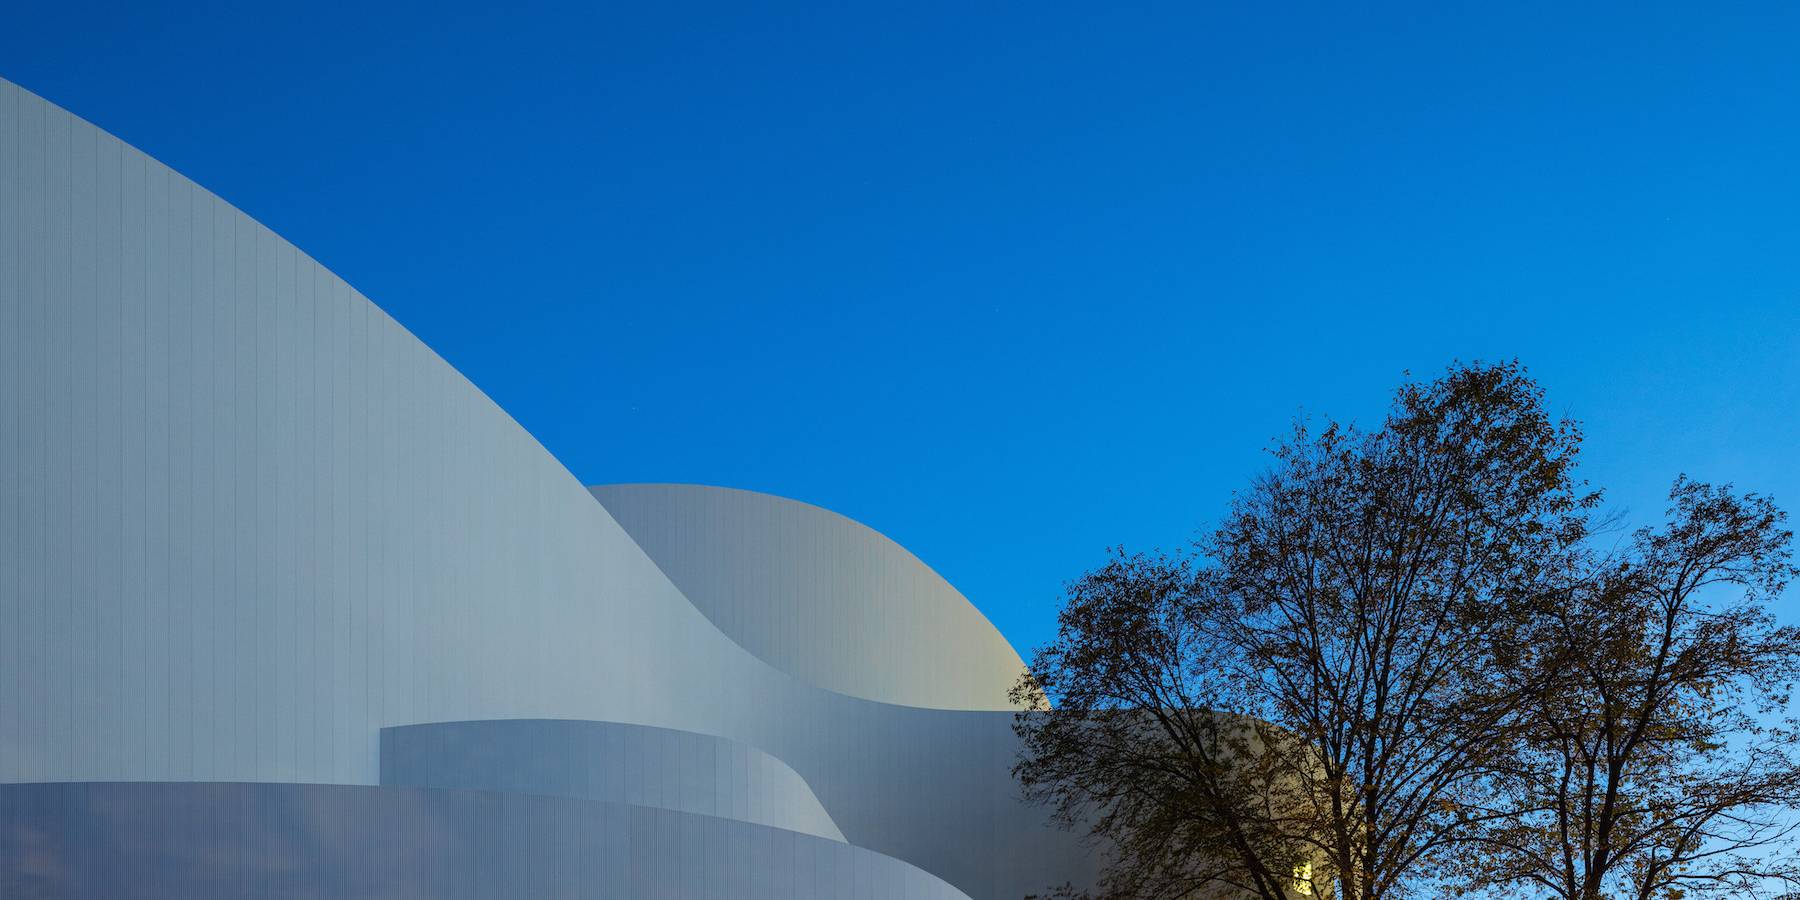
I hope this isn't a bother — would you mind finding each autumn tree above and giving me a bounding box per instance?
[1471,478,1800,900]
[1014,361,1597,900]
[1010,550,1318,900]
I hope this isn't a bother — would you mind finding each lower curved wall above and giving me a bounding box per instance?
[380,719,847,842]
[0,782,971,900]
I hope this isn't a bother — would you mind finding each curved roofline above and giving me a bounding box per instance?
[590,481,1028,667]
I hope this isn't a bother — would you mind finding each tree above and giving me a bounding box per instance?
[1471,478,1800,900]
[1010,550,1318,900]
[1014,361,1598,900]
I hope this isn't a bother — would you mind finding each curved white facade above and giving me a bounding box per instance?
[382,720,849,842]
[0,76,1104,898]
[0,782,972,900]
[594,483,1027,710]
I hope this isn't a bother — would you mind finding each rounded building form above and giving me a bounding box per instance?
[593,484,1028,710]
[0,76,1103,899]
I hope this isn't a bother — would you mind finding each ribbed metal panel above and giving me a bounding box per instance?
[0,76,1104,899]
[593,484,1026,711]
[381,719,847,842]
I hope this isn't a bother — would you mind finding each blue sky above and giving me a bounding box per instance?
[6,1,1796,655]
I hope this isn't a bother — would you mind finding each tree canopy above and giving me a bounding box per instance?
[1013,361,1799,900]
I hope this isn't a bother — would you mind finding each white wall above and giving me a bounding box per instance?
[594,484,1026,711]
[0,76,1101,900]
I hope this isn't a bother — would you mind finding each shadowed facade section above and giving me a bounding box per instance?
[0,782,969,899]
[381,720,847,842]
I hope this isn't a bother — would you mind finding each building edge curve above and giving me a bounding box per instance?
[592,483,1030,711]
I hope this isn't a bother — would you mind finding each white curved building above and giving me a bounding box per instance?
[592,483,1029,711]
[0,77,1103,898]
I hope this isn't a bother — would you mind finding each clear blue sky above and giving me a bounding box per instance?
[6,2,1796,655]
